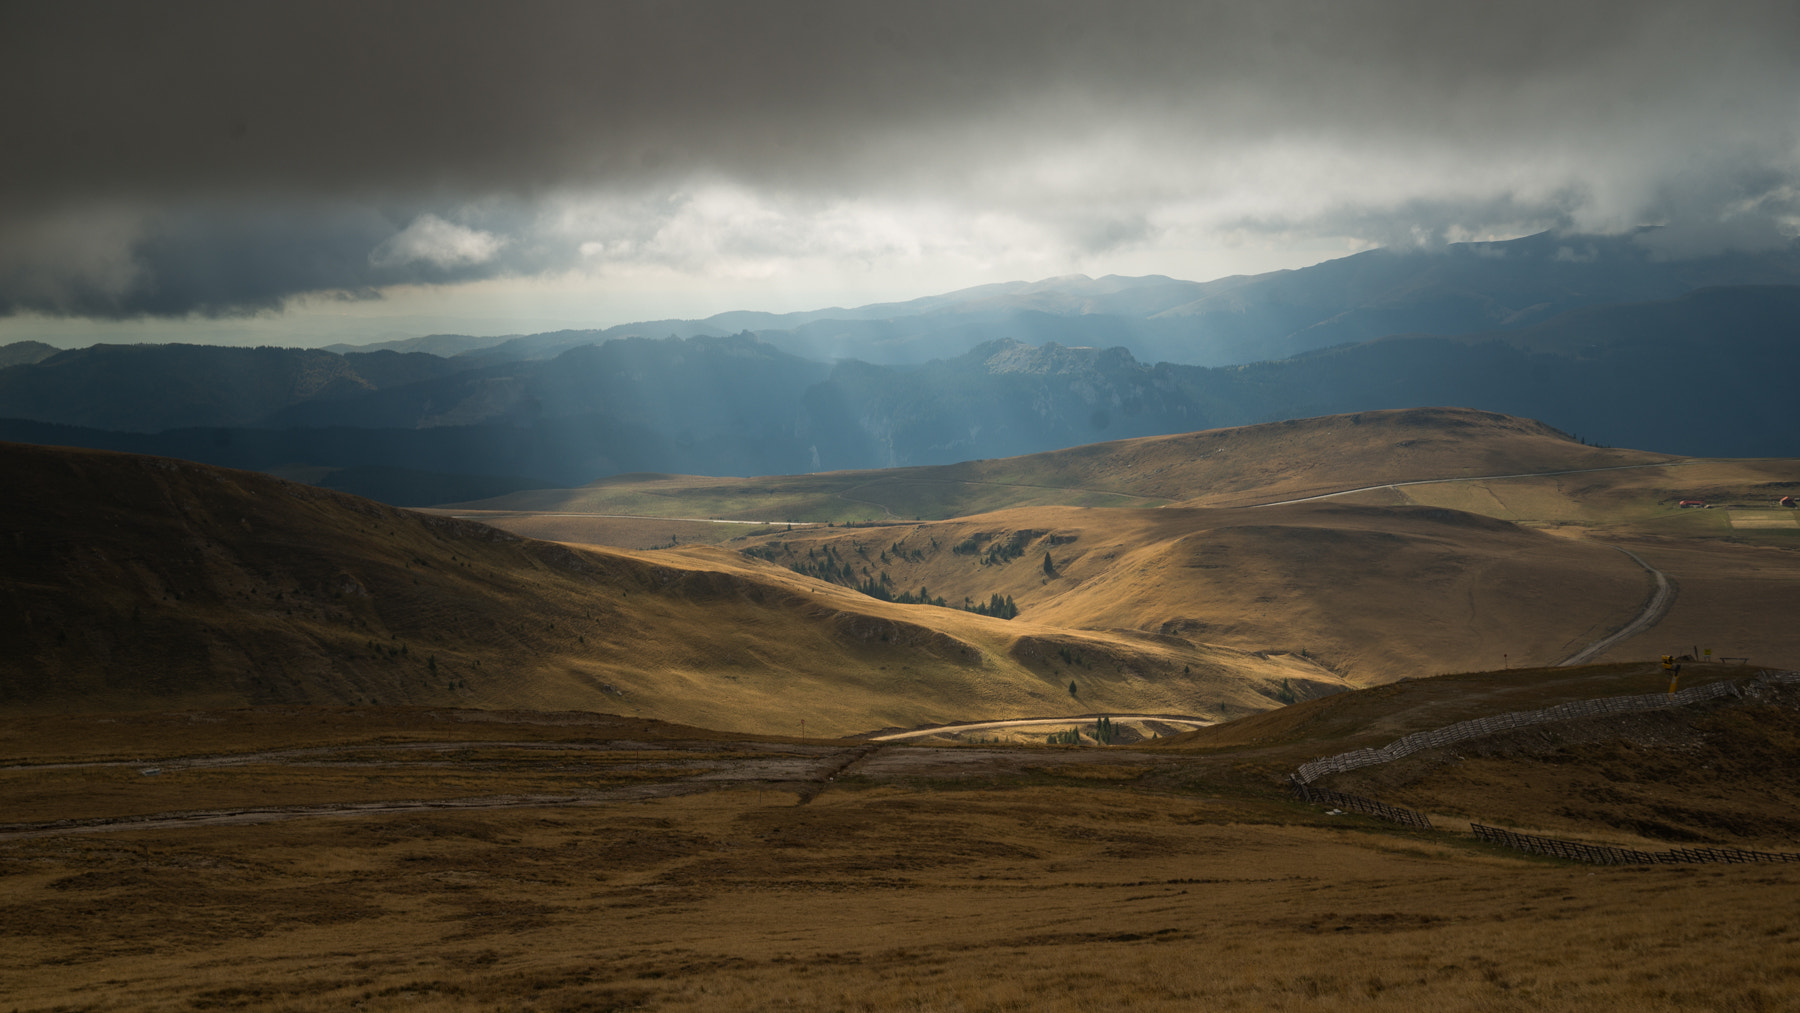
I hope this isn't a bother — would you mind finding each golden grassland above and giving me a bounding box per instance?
[0,442,1346,738]
[3,674,1798,1012]
[1336,457,1800,543]
[7,402,1797,746]
[6,409,1798,1008]
[730,503,1658,685]
[438,409,1799,689]
[448,407,1672,523]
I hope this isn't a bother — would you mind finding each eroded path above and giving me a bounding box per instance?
[0,741,867,841]
[1245,461,1688,508]
[1556,546,1675,666]
[0,738,1187,841]
[869,714,1213,742]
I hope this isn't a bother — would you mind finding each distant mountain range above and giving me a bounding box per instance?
[2,232,1797,504]
[327,229,1800,368]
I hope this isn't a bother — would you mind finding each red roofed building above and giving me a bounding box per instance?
[1678,500,1707,508]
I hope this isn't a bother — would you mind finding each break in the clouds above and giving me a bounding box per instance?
[2,0,1798,320]
[368,215,507,272]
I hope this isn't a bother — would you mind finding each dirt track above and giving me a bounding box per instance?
[0,739,858,840]
[869,714,1213,741]
[1244,461,1691,508]
[1556,545,1675,666]
[0,737,1205,841]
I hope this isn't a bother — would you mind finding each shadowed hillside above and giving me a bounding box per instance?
[0,442,1339,733]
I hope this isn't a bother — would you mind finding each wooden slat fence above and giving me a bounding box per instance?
[1287,778,1433,830]
[1283,672,1798,857]
[1470,824,1800,866]
[1292,679,1742,785]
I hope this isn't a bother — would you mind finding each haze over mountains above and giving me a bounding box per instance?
[3,232,1797,504]
[329,229,1800,368]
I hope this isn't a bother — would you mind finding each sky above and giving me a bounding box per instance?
[3,0,1798,348]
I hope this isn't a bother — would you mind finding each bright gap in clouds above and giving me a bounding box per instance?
[0,184,1374,349]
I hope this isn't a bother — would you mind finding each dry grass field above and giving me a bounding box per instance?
[440,409,1800,687]
[729,503,1658,684]
[1332,457,1800,544]
[0,441,1341,737]
[4,669,1798,1012]
[5,409,1797,1010]
[448,408,1672,524]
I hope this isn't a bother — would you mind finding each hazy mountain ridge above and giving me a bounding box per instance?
[0,340,58,369]
[3,284,1796,501]
[1148,231,1800,360]
[297,231,1800,368]
[0,344,466,432]
[1,237,1797,503]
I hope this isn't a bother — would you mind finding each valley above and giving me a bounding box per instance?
[4,406,1798,1010]
[9,9,1800,1009]
[444,408,1800,688]
[5,254,1799,507]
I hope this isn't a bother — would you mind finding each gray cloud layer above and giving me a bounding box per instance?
[4,0,1798,317]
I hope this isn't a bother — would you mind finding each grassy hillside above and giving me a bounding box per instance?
[446,408,1799,683]
[1332,456,1800,540]
[1153,660,1800,850]
[729,502,1654,684]
[0,442,1338,734]
[449,407,1670,524]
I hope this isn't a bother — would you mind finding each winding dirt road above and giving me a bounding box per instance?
[868,714,1213,742]
[1245,461,1688,508]
[0,742,869,841]
[1556,546,1675,666]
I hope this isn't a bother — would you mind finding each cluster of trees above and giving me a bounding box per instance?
[1091,715,1118,745]
[879,539,926,564]
[743,538,1025,618]
[984,530,1045,566]
[964,593,1019,619]
[1042,717,1122,746]
[855,576,947,607]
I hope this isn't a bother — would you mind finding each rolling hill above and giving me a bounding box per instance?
[451,407,1673,523]
[0,441,1337,734]
[455,408,1800,684]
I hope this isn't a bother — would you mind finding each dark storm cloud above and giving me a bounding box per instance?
[3,0,1798,316]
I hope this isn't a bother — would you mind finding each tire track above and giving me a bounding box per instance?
[1556,545,1675,666]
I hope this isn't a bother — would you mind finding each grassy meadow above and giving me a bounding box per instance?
[446,408,1674,523]
[4,670,1799,1012]
[4,407,1799,1010]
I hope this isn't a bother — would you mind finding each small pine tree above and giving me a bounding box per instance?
[1043,551,1055,576]
[1068,680,1078,697]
